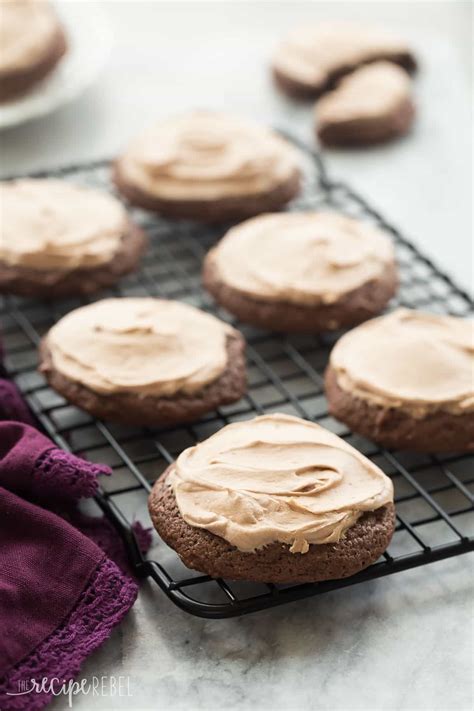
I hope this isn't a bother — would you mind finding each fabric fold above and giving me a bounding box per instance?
[0,488,105,675]
[0,368,143,711]
[0,420,111,503]
[0,378,34,425]
[0,557,137,711]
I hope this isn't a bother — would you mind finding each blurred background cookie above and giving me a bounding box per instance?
[272,22,416,99]
[203,211,398,332]
[325,309,474,452]
[0,0,67,102]
[39,298,247,425]
[316,61,415,146]
[149,413,395,583]
[0,179,146,297]
[114,110,302,222]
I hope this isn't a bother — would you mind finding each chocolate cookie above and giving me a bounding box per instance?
[316,62,415,147]
[0,221,146,299]
[39,298,247,426]
[325,309,474,452]
[113,110,302,223]
[150,473,395,583]
[148,414,396,583]
[0,1,67,102]
[273,23,416,99]
[0,179,147,299]
[203,212,398,333]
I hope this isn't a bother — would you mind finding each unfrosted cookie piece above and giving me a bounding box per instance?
[272,22,416,99]
[203,211,398,332]
[39,298,247,426]
[0,179,147,298]
[114,110,302,223]
[148,413,396,583]
[316,62,415,146]
[325,309,474,452]
[0,0,67,102]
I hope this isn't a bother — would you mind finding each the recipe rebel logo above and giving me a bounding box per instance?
[6,675,132,707]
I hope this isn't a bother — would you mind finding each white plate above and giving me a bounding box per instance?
[0,4,112,130]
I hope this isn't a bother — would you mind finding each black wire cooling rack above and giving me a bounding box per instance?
[1,136,473,619]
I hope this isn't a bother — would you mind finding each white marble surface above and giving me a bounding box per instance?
[51,556,473,711]
[2,2,473,709]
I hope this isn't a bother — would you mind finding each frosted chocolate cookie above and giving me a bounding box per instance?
[149,413,395,583]
[203,211,398,332]
[39,298,246,426]
[0,180,147,298]
[114,111,302,223]
[316,62,415,146]
[0,0,67,102]
[273,22,415,99]
[325,309,474,452]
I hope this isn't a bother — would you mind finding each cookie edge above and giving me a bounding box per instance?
[148,468,396,584]
[273,51,417,100]
[39,330,247,426]
[112,161,301,223]
[203,250,398,333]
[0,25,68,103]
[325,364,474,453]
[0,220,148,299]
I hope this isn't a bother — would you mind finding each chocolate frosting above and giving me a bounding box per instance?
[169,413,393,553]
[273,22,412,90]
[117,110,301,201]
[330,309,474,416]
[316,61,412,124]
[0,0,60,74]
[209,211,395,305]
[46,298,235,396]
[0,180,127,272]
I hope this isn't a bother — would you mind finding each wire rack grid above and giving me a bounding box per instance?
[1,136,473,618]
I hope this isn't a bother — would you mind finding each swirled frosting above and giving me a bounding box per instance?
[208,211,395,305]
[0,180,128,272]
[117,111,301,200]
[46,298,235,396]
[0,0,61,74]
[273,23,412,90]
[316,62,412,124]
[330,309,474,417]
[169,413,393,553]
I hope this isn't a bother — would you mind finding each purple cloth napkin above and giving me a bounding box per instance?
[0,378,35,426]
[0,376,149,711]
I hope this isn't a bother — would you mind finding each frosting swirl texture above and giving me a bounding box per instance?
[209,211,395,305]
[330,309,474,416]
[169,413,393,553]
[117,111,301,200]
[0,180,128,271]
[46,298,235,396]
[0,0,61,74]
